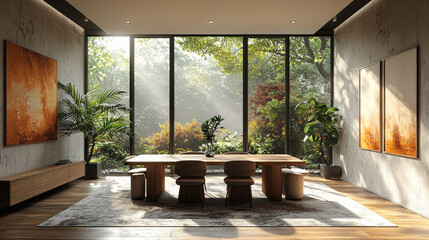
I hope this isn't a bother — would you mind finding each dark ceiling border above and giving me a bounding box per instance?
[315,0,371,35]
[43,0,105,34]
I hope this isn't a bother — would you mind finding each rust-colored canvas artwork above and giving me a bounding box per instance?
[359,62,381,152]
[384,48,418,158]
[5,41,58,145]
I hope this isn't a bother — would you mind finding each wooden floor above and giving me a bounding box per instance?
[1,174,429,239]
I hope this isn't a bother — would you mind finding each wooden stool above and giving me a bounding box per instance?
[283,173,304,200]
[291,167,310,176]
[128,167,147,175]
[131,173,146,200]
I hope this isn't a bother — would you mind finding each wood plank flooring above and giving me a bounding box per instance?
[0,174,428,239]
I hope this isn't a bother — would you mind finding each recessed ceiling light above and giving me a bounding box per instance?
[125,20,131,24]
[84,18,89,22]
[290,20,296,24]
[332,15,337,22]
[208,20,214,24]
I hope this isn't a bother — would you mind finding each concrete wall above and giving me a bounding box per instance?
[0,0,84,177]
[334,0,429,218]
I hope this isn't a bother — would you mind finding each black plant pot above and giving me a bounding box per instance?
[205,151,215,157]
[85,162,101,179]
[320,164,342,179]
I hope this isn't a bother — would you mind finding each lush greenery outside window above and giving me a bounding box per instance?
[86,35,332,171]
[248,38,286,154]
[174,37,243,153]
[87,36,130,171]
[134,38,170,154]
[289,36,331,167]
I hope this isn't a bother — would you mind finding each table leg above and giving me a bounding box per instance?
[261,165,282,201]
[146,165,165,201]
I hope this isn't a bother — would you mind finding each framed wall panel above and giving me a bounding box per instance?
[384,47,418,158]
[5,41,58,146]
[359,61,382,152]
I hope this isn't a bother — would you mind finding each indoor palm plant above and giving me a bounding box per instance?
[303,98,342,179]
[201,115,224,157]
[57,82,131,178]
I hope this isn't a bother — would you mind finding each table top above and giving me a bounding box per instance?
[125,154,306,166]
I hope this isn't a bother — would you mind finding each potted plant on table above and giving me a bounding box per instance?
[303,98,342,179]
[201,115,224,157]
[57,82,131,179]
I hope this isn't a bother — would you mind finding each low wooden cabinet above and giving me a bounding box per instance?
[0,161,85,208]
[34,171,54,196]
[54,165,70,188]
[10,176,33,206]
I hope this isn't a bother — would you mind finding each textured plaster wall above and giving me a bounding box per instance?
[0,0,84,177]
[334,0,429,218]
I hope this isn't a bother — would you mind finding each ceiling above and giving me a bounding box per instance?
[65,0,352,35]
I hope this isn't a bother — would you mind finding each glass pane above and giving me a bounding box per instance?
[174,37,243,153]
[289,36,332,166]
[87,36,130,172]
[134,38,170,154]
[248,38,286,154]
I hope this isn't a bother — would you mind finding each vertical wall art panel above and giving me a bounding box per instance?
[5,41,58,146]
[359,62,381,151]
[384,47,418,158]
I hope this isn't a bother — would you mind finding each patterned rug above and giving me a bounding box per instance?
[39,176,396,227]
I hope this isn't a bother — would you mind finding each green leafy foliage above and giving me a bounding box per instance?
[138,121,273,155]
[58,82,131,163]
[199,130,274,154]
[302,98,341,165]
[201,115,224,152]
[177,37,243,75]
[92,141,128,170]
[177,37,330,83]
[199,130,241,153]
[249,76,286,153]
[87,37,129,91]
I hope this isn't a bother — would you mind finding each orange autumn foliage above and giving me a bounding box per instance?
[138,119,205,154]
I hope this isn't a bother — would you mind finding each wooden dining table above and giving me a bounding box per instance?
[125,154,306,201]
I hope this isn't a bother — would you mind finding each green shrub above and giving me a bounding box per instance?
[92,141,128,170]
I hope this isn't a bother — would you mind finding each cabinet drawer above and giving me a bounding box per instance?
[10,176,33,206]
[70,161,85,181]
[34,171,53,195]
[54,166,69,188]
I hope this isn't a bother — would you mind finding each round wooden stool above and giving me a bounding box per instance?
[284,173,304,200]
[131,173,146,200]
[128,167,147,175]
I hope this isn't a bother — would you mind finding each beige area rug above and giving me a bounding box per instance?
[39,176,396,227]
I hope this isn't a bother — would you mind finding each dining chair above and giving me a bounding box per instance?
[175,160,207,207]
[223,160,256,208]
[170,151,205,174]
[223,151,250,155]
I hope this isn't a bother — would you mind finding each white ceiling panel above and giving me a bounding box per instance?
[67,0,352,34]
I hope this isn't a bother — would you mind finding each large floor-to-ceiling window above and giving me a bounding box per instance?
[86,35,331,172]
[289,36,332,168]
[87,36,130,171]
[174,37,243,153]
[134,38,170,155]
[248,38,286,154]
